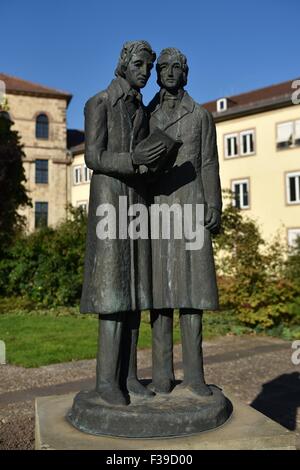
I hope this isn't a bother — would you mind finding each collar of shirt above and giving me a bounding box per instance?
[118,76,142,103]
[160,88,184,103]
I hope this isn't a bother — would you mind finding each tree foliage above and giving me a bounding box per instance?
[213,192,300,328]
[0,206,87,306]
[0,111,31,254]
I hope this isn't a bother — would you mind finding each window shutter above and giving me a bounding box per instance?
[295,120,300,144]
[277,122,293,143]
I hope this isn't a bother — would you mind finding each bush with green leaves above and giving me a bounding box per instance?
[0,206,87,306]
[285,235,300,288]
[213,194,300,329]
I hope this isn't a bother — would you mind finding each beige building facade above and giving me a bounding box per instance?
[204,78,300,245]
[70,143,91,212]
[0,73,72,231]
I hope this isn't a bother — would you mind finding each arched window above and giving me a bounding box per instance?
[36,113,49,139]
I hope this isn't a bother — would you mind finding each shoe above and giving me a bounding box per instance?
[127,378,154,397]
[149,379,174,394]
[95,385,128,406]
[187,382,212,397]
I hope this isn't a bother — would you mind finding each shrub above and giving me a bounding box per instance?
[213,194,300,329]
[0,206,87,306]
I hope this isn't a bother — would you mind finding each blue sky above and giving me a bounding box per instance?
[1,0,299,130]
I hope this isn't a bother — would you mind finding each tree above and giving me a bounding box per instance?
[212,191,298,328]
[285,236,300,287]
[0,110,31,255]
[0,206,88,305]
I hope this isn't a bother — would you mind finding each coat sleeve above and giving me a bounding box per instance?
[84,94,136,176]
[200,108,222,213]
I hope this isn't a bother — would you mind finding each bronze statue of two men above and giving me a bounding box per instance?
[79,40,222,408]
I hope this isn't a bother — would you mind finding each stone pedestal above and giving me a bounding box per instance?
[68,385,232,438]
[35,391,296,450]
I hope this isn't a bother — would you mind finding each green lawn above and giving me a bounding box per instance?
[0,300,248,367]
[0,312,98,367]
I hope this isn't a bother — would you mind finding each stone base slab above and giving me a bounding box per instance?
[35,392,296,450]
[68,385,232,438]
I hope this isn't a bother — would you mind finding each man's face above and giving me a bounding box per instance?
[124,50,153,90]
[157,54,184,92]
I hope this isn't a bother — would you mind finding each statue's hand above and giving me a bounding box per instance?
[204,207,221,234]
[132,142,167,166]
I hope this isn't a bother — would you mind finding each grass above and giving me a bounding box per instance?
[0,298,246,367]
[0,297,293,368]
[0,313,98,367]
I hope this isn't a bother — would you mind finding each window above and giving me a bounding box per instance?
[35,159,48,184]
[83,165,92,183]
[36,114,49,139]
[295,121,300,146]
[286,172,300,204]
[277,120,300,149]
[77,201,88,212]
[225,134,238,157]
[240,130,254,155]
[231,179,249,209]
[287,228,300,247]
[225,129,255,158]
[217,98,227,112]
[74,166,81,184]
[35,202,48,228]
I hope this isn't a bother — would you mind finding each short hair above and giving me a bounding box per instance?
[115,40,156,78]
[156,47,189,87]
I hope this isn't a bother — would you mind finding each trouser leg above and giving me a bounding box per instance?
[150,308,175,393]
[124,311,140,381]
[95,312,127,405]
[120,311,154,396]
[179,309,211,396]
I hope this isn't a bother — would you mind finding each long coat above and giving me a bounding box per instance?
[148,91,222,310]
[80,78,152,314]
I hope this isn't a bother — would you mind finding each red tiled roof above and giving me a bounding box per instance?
[202,78,299,114]
[0,73,72,104]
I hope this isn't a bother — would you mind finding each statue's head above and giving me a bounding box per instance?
[156,47,189,92]
[115,40,156,91]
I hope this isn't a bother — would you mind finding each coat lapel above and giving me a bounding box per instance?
[149,93,166,129]
[132,105,145,142]
[109,78,147,142]
[150,91,195,132]
[109,78,133,129]
[164,92,195,131]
